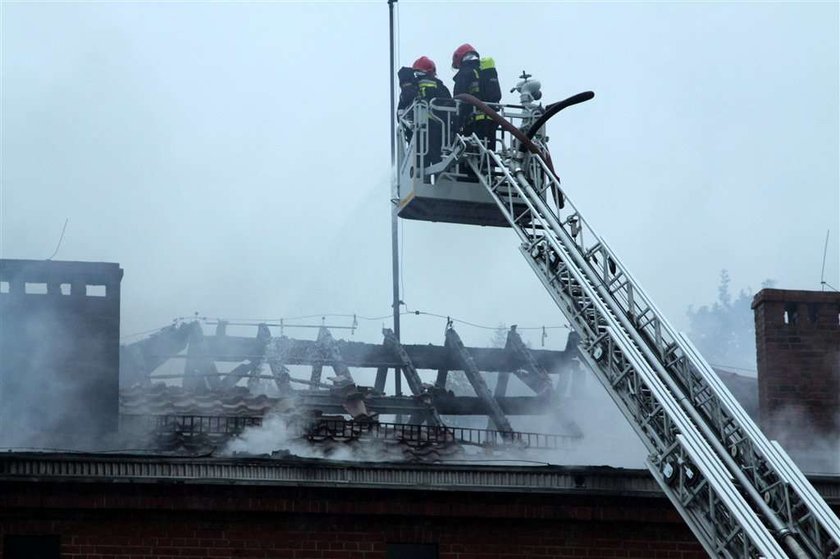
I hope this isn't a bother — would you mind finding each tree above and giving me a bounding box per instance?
[686,271,775,372]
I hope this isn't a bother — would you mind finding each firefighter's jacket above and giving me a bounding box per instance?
[398,69,452,110]
[453,58,482,98]
[453,59,486,127]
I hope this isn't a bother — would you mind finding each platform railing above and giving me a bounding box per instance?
[397,99,542,188]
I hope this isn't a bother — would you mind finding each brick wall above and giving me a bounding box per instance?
[0,481,706,559]
[753,288,840,472]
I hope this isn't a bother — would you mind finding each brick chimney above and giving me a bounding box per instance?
[752,289,840,472]
[0,259,123,446]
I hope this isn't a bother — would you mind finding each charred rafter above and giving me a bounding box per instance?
[382,328,443,426]
[382,328,424,395]
[505,325,554,397]
[120,321,583,433]
[184,322,219,391]
[444,325,513,433]
[317,327,354,384]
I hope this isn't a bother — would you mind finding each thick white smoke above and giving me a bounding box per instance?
[764,406,840,475]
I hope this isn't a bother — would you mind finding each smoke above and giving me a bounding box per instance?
[221,357,837,474]
[0,297,121,452]
[510,370,647,468]
[223,415,316,457]
[222,414,419,463]
[763,405,840,475]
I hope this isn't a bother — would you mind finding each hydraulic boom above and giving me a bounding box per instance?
[399,93,840,558]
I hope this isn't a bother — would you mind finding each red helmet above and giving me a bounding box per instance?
[452,43,478,69]
[412,56,436,75]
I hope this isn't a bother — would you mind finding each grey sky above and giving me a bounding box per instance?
[2,1,838,359]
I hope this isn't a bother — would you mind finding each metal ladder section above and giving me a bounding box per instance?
[458,134,840,559]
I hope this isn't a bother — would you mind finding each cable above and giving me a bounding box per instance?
[182,311,565,329]
[123,310,569,345]
[120,326,171,340]
[202,311,570,331]
[820,229,830,291]
[402,307,570,332]
[190,313,394,323]
[45,218,69,260]
[820,281,839,292]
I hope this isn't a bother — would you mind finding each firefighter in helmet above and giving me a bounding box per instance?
[452,44,501,150]
[398,56,452,167]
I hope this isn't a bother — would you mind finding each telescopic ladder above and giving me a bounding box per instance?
[448,95,840,559]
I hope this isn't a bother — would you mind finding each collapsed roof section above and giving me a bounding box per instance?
[122,321,583,421]
[120,320,586,456]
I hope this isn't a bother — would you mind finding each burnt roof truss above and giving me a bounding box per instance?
[121,320,583,441]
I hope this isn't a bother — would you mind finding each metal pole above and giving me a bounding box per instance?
[388,0,402,396]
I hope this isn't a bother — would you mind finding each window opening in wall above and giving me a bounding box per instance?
[60,283,71,295]
[3,534,61,559]
[807,303,819,323]
[25,282,48,295]
[386,544,438,559]
[0,281,9,293]
[783,303,798,325]
[86,284,107,297]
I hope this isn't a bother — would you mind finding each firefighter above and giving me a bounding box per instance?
[452,44,501,146]
[398,56,451,167]
[451,44,501,179]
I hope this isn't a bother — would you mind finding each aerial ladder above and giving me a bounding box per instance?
[395,78,840,558]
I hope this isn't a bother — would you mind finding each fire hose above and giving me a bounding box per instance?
[454,92,595,211]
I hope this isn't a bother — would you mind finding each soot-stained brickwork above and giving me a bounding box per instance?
[753,288,840,473]
[0,479,705,559]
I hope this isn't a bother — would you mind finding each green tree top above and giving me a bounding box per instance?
[686,271,775,373]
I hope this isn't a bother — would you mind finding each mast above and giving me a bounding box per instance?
[388,0,402,395]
